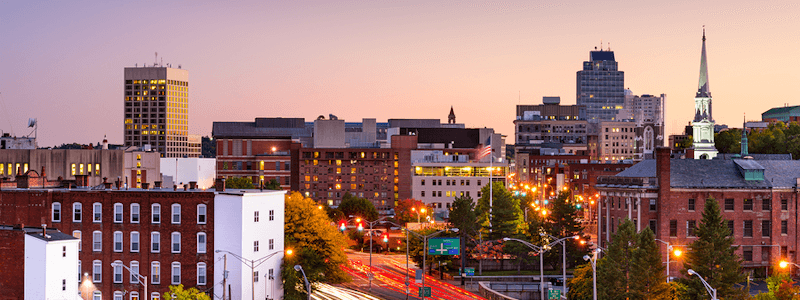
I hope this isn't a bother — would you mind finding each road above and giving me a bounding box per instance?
[339,250,485,300]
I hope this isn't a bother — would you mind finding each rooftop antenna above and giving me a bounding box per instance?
[26,118,37,140]
[600,39,603,50]
[608,42,611,51]
[155,52,158,66]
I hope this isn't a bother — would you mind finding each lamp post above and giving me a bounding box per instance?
[110,262,147,300]
[294,265,311,300]
[582,248,601,300]
[541,233,581,293]
[503,237,574,300]
[406,227,459,300]
[215,249,288,300]
[358,216,389,291]
[411,207,427,224]
[382,220,413,299]
[655,239,682,283]
[687,269,718,300]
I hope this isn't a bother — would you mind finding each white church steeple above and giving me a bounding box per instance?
[692,27,718,159]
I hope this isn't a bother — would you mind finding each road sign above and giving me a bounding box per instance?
[415,269,423,283]
[418,286,432,297]
[459,267,475,276]
[548,289,561,300]
[428,237,460,255]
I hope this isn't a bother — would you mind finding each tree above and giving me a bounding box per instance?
[226,177,255,189]
[338,193,378,221]
[629,227,671,300]
[679,135,693,150]
[754,273,800,300]
[449,195,477,278]
[567,263,594,300]
[263,179,281,190]
[283,192,350,299]
[395,198,429,225]
[678,198,747,300]
[201,136,216,158]
[162,284,211,300]
[714,129,742,153]
[476,182,523,240]
[545,191,589,270]
[597,219,638,300]
[407,227,459,274]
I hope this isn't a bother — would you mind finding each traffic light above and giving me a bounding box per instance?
[339,222,346,232]
[383,235,389,243]
[357,223,364,231]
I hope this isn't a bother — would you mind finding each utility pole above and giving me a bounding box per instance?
[222,254,227,300]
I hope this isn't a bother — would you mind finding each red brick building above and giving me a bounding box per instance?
[0,187,214,300]
[596,147,800,277]
[214,137,301,190]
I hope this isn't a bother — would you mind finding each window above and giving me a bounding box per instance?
[131,204,140,223]
[151,293,160,300]
[171,232,181,253]
[171,262,181,285]
[53,202,62,222]
[130,292,139,300]
[63,245,67,257]
[93,231,102,251]
[687,220,696,237]
[269,268,274,280]
[254,271,259,282]
[114,203,123,223]
[669,220,677,237]
[782,198,788,211]
[151,232,160,252]
[62,279,66,291]
[763,246,771,262]
[113,231,123,252]
[650,199,656,211]
[78,261,81,282]
[743,246,753,261]
[649,220,657,233]
[762,199,771,211]
[743,199,753,211]
[724,198,734,211]
[93,260,102,282]
[254,211,260,222]
[762,220,771,237]
[688,199,695,211]
[269,210,274,221]
[131,261,140,283]
[197,204,207,224]
[171,204,181,224]
[744,220,753,237]
[197,263,207,285]
[113,261,123,283]
[254,240,260,252]
[782,220,788,235]
[73,230,82,252]
[727,220,734,236]
[73,203,82,222]
[151,262,160,284]
[152,204,161,223]
[269,239,274,250]
[93,291,102,300]
[93,203,102,222]
[131,232,140,252]
[197,233,206,253]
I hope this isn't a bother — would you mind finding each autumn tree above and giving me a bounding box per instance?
[283,192,350,298]
[162,284,211,300]
[395,198,429,225]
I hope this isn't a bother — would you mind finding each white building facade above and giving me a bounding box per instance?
[23,230,80,300]
[214,190,286,300]
[160,157,217,190]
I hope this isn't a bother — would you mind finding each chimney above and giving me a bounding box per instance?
[142,182,150,189]
[41,166,46,178]
[75,175,89,187]
[103,177,112,190]
[154,181,162,188]
[685,148,695,160]
[17,166,22,176]
[183,184,188,191]
[173,185,177,191]
[655,147,671,214]
[115,178,121,189]
[215,178,226,192]
[189,181,197,190]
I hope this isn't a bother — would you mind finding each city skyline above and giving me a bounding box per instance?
[1,1,798,147]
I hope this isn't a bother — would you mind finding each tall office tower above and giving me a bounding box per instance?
[577,49,625,122]
[691,29,718,159]
[124,66,199,158]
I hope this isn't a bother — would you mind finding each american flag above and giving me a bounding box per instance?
[476,144,492,160]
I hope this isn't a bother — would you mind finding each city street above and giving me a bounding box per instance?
[339,250,485,300]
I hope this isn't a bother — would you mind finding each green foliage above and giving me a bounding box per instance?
[162,284,211,300]
[449,196,477,235]
[283,191,350,296]
[680,135,693,149]
[407,227,459,273]
[716,121,800,158]
[395,198,429,225]
[476,182,523,240]
[263,179,281,190]
[544,191,590,269]
[226,177,255,189]
[629,228,671,300]
[678,198,747,300]
[715,128,742,153]
[755,273,800,300]
[201,136,216,158]
[282,247,325,300]
[567,263,594,300]
[597,219,638,300]
[338,193,378,221]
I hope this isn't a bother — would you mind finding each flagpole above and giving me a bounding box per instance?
[489,134,492,232]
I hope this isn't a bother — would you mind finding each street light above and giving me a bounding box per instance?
[655,239,683,283]
[294,265,311,300]
[503,236,574,300]
[215,249,288,300]
[382,220,414,299]
[110,262,147,300]
[687,269,718,300]
[582,248,601,300]
[411,207,427,224]
[406,227,459,300]
[541,233,580,294]
[357,216,389,291]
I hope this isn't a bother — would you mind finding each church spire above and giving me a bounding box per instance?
[697,27,711,98]
[448,106,456,124]
[741,114,749,157]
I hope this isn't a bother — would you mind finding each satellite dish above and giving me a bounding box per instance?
[28,118,37,128]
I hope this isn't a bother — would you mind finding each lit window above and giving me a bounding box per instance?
[71,164,76,176]
[151,262,160,284]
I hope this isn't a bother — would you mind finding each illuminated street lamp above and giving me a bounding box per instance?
[655,239,683,282]
[687,269,718,300]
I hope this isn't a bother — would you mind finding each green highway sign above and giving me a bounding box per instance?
[548,289,561,300]
[428,237,460,255]
[418,286,431,297]
[460,267,475,276]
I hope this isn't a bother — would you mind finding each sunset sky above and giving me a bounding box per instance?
[1,1,798,147]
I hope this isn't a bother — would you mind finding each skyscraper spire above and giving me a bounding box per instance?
[697,27,711,98]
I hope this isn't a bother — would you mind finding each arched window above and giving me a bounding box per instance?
[197,263,207,285]
[197,232,206,253]
[171,262,181,284]
[93,202,102,222]
[131,203,140,223]
[114,203,123,223]
[151,204,161,223]
[197,204,207,224]
[171,232,181,253]
[171,204,181,224]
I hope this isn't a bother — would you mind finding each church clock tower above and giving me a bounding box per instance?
[692,28,718,159]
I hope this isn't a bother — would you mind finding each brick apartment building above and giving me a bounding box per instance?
[0,181,214,300]
[596,147,800,277]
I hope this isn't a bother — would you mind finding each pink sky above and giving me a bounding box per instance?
[1,1,798,147]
